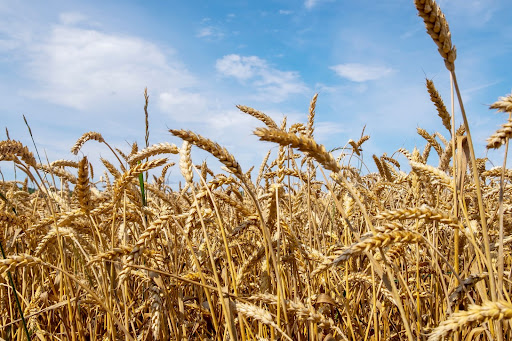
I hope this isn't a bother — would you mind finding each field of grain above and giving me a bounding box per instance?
[1,0,512,340]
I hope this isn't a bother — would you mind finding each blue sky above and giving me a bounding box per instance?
[1,0,511,182]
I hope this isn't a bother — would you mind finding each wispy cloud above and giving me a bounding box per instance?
[314,121,346,143]
[158,89,207,122]
[216,54,266,80]
[304,0,319,9]
[304,0,333,10]
[196,26,224,40]
[59,12,88,26]
[279,10,293,15]
[440,0,498,25]
[216,54,308,102]
[330,63,394,82]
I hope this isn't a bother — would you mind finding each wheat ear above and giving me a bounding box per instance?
[36,163,78,184]
[489,91,512,113]
[417,128,444,157]
[0,254,44,275]
[50,160,79,168]
[76,157,92,214]
[487,118,512,150]
[376,206,459,228]
[0,140,37,167]
[426,79,451,133]
[307,93,318,137]
[128,142,179,165]
[415,0,456,71]
[70,132,105,155]
[237,105,279,129]
[311,230,423,276]
[250,293,347,339]
[118,212,175,283]
[428,300,512,341]
[112,158,167,202]
[234,302,293,341]
[254,127,340,173]
[179,141,193,184]
[170,129,244,177]
[410,161,453,188]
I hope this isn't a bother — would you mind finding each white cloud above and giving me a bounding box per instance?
[279,10,293,15]
[330,63,393,82]
[196,26,224,39]
[216,54,266,80]
[439,0,498,24]
[25,24,197,111]
[304,0,320,9]
[59,12,88,26]
[216,54,308,102]
[304,0,334,9]
[314,121,345,143]
[158,89,207,122]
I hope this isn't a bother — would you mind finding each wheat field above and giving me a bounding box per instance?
[1,0,512,340]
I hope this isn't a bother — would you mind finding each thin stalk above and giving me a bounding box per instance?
[450,73,460,280]
[450,71,497,301]
[497,113,511,299]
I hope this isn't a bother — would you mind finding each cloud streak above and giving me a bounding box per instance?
[216,54,308,102]
[330,63,394,82]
